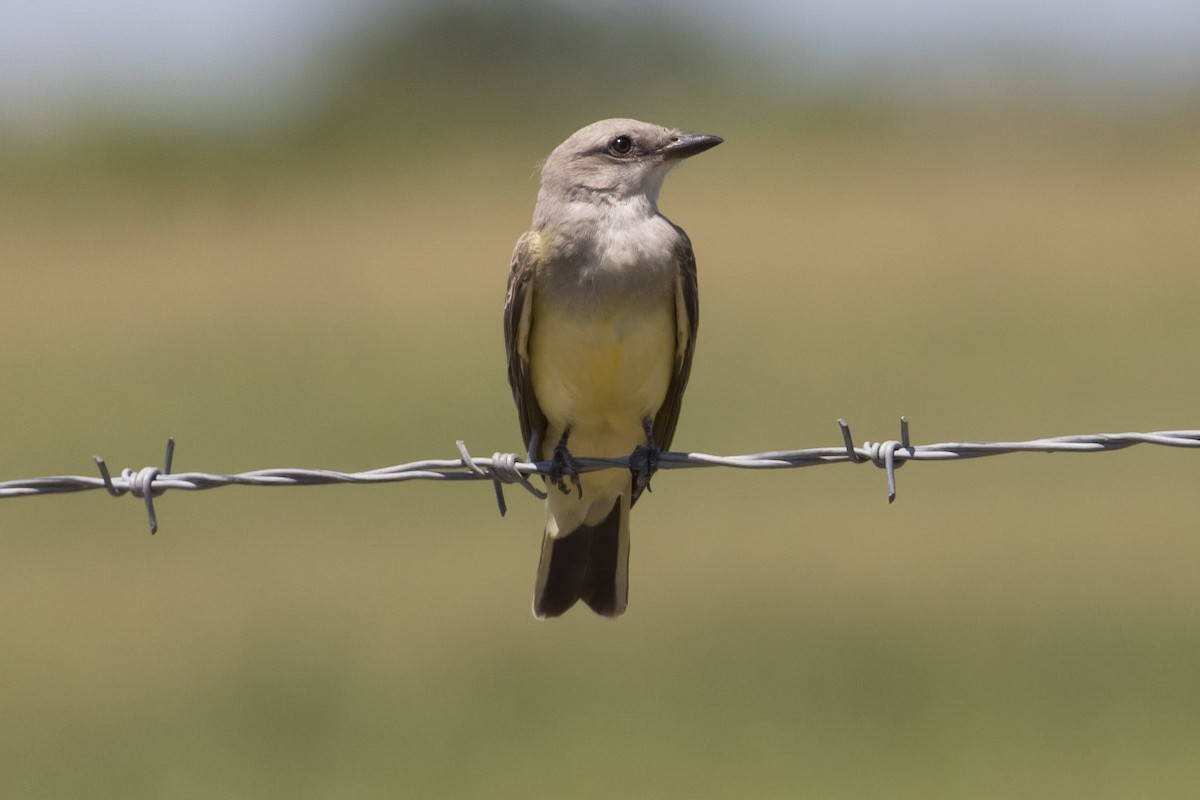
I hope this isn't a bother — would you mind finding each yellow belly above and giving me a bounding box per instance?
[529,300,674,457]
[529,298,674,534]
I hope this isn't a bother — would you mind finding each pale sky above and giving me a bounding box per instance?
[3,0,1198,119]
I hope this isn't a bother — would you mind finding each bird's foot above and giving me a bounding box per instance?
[630,445,659,495]
[549,433,582,498]
[630,419,660,495]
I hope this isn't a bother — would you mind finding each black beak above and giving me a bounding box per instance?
[661,133,723,160]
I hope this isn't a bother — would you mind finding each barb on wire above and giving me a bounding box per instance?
[3,419,1199,534]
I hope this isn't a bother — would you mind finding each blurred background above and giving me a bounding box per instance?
[3,0,1200,796]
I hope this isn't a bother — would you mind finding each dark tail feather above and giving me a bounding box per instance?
[533,497,628,619]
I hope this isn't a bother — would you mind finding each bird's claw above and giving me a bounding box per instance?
[630,443,659,495]
[550,441,583,498]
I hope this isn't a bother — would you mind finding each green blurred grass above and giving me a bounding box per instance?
[3,88,1200,798]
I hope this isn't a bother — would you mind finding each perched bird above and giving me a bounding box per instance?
[503,118,721,618]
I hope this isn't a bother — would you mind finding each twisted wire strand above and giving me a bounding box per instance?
[2,420,1198,533]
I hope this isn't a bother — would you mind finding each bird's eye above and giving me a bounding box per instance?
[609,135,633,155]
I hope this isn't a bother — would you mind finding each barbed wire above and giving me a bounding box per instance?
[2,418,1198,533]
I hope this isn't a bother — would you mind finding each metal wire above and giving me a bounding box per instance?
[2,418,1199,533]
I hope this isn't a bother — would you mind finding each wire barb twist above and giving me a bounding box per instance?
[91,437,175,533]
[4,422,1200,533]
[455,440,547,517]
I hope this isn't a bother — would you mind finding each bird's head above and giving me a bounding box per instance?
[538,118,722,209]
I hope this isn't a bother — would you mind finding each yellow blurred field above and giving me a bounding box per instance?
[3,106,1200,797]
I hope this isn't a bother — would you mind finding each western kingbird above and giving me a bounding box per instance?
[503,118,722,619]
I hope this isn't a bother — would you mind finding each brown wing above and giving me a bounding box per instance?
[635,227,699,504]
[503,230,548,457]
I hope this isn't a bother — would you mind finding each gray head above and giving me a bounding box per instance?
[537,118,722,211]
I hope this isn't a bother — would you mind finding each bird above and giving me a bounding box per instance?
[503,118,722,618]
